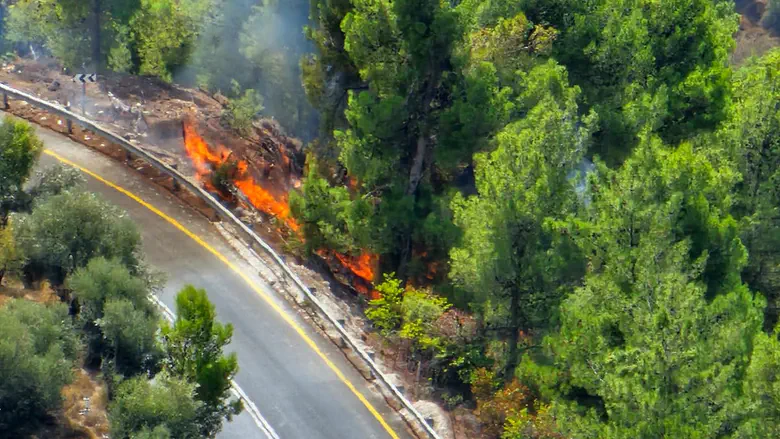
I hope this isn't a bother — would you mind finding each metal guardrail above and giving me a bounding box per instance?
[0,83,441,439]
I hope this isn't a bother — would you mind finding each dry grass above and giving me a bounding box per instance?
[0,278,59,305]
[31,368,111,439]
[59,369,111,439]
[1,280,110,438]
[733,24,780,65]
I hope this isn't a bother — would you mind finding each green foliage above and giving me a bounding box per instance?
[13,191,142,284]
[6,0,91,69]
[297,0,501,274]
[223,81,264,136]
[521,0,738,161]
[161,285,241,437]
[735,327,780,437]
[399,288,451,353]
[0,222,20,284]
[68,257,149,319]
[303,0,359,136]
[0,299,79,435]
[437,61,514,172]
[99,298,161,376]
[238,0,313,137]
[188,0,314,138]
[68,257,158,374]
[715,49,780,327]
[9,1,780,437]
[544,137,761,437]
[9,163,87,216]
[129,0,203,81]
[108,23,135,73]
[449,60,590,374]
[27,163,86,201]
[7,0,207,76]
[501,403,560,439]
[109,373,201,439]
[10,0,315,135]
[366,273,405,336]
[289,158,372,254]
[130,425,172,439]
[0,117,43,222]
[466,13,557,82]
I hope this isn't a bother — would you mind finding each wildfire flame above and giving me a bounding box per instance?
[183,121,380,296]
[183,121,299,232]
[183,122,230,184]
[333,252,378,284]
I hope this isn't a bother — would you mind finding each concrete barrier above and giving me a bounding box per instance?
[0,83,441,439]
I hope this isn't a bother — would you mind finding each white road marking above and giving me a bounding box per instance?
[148,294,281,439]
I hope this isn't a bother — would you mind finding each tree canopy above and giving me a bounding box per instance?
[0,117,43,223]
[0,300,79,435]
[13,190,142,284]
[295,1,780,437]
[161,285,241,437]
[6,0,780,437]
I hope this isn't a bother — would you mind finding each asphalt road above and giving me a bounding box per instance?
[26,119,413,439]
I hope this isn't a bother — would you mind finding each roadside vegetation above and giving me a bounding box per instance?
[3,0,315,139]
[0,116,240,438]
[299,0,780,437]
[2,0,780,438]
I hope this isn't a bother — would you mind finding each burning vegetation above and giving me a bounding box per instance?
[182,121,380,296]
[183,121,299,232]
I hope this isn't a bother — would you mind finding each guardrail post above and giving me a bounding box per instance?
[171,164,180,191]
[336,319,348,348]
[367,351,376,379]
[81,82,86,114]
[64,102,74,134]
[3,92,8,110]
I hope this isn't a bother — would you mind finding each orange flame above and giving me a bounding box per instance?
[317,249,380,297]
[183,122,230,178]
[183,121,299,232]
[183,122,382,295]
[334,252,378,284]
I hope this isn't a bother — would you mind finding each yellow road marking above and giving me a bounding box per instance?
[43,149,400,439]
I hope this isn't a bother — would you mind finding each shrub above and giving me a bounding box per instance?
[109,374,201,439]
[14,191,142,284]
[68,257,159,374]
[0,300,80,435]
[223,81,264,136]
[366,273,405,335]
[0,117,43,222]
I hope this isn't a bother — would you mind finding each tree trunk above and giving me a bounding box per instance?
[92,0,102,72]
[0,267,5,285]
[406,132,428,196]
[415,358,422,398]
[505,291,521,379]
[397,74,438,276]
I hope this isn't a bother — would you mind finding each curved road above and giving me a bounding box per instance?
[26,118,413,439]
